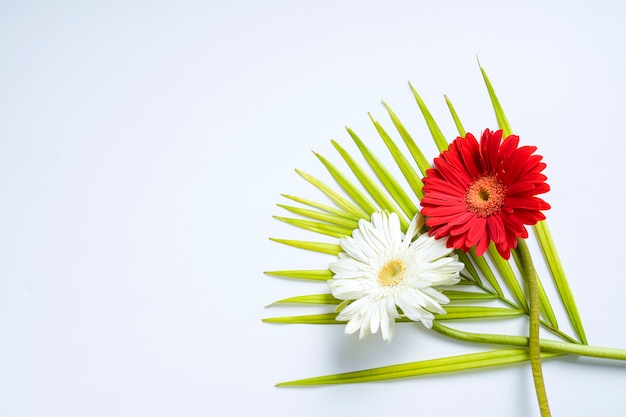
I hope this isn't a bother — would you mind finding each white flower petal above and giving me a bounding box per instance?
[338,236,370,263]
[329,278,372,299]
[403,213,423,246]
[380,308,394,341]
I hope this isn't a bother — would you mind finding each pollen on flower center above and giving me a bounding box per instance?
[378,259,406,286]
[465,175,506,217]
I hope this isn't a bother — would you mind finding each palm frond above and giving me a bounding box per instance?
[266,63,587,384]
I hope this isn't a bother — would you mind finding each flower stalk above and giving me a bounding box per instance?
[516,238,550,417]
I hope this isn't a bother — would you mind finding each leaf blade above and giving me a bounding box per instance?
[269,238,341,255]
[444,291,498,301]
[281,194,361,221]
[264,269,333,281]
[274,216,353,238]
[409,82,449,152]
[479,62,512,137]
[444,94,466,137]
[270,294,339,305]
[440,306,524,320]
[263,306,524,325]
[488,246,528,310]
[534,221,587,344]
[278,348,561,386]
[277,204,359,229]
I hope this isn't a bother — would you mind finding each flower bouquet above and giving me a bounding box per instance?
[263,62,626,416]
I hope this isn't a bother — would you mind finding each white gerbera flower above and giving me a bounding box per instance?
[328,211,465,341]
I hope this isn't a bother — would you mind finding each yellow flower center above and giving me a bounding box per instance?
[465,175,506,217]
[378,259,406,286]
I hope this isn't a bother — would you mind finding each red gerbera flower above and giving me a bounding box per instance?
[420,129,550,259]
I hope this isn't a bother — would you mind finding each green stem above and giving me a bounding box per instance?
[431,321,626,360]
[517,238,551,417]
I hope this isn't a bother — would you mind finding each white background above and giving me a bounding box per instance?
[1,1,625,416]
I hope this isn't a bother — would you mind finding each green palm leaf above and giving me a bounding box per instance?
[269,290,498,305]
[534,221,587,343]
[479,61,512,137]
[277,204,359,229]
[273,216,353,238]
[268,238,341,255]
[281,194,361,221]
[487,246,528,310]
[263,306,524,324]
[264,270,333,281]
[269,294,340,305]
[277,349,561,386]
[409,82,449,152]
[445,291,498,301]
[444,94,466,136]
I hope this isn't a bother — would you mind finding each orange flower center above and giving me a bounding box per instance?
[378,259,406,286]
[465,175,506,217]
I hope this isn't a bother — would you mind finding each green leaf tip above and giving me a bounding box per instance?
[264,269,333,281]
[408,82,449,153]
[268,238,342,255]
[478,63,512,137]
